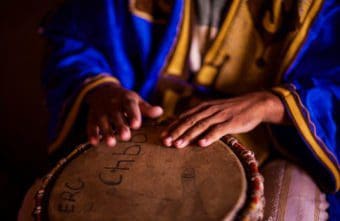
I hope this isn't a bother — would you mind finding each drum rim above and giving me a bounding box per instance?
[223,135,265,221]
[33,135,264,221]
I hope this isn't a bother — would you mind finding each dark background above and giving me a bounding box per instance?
[0,1,61,219]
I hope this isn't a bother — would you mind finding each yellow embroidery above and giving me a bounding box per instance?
[275,0,324,83]
[195,0,242,86]
[166,0,191,76]
[262,0,283,33]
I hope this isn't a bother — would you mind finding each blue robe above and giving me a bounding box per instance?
[40,0,339,219]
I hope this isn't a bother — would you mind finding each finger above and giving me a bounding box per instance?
[177,100,224,120]
[198,121,233,147]
[161,115,184,146]
[173,115,223,148]
[162,114,202,145]
[140,100,163,118]
[164,107,220,145]
[161,102,221,138]
[199,109,263,147]
[98,115,116,147]
[177,103,209,121]
[111,112,131,141]
[123,97,141,129]
[87,111,100,146]
[161,117,180,138]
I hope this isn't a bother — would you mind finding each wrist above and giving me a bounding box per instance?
[260,91,287,124]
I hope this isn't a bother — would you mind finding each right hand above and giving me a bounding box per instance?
[85,83,163,147]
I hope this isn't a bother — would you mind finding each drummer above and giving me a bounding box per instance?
[40,0,339,220]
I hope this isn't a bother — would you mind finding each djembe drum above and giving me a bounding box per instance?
[19,122,264,221]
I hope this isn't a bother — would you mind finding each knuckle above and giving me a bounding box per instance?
[179,113,187,119]
[171,129,181,137]
[207,106,218,113]
[121,125,130,131]
[100,122,110,129]
[102,126,110,132]
[197,121,207,129]
[172,126,186,137]
[185,129,196,138]
[218,110,227,117]
[188,120,196,127]
[220,110,233,119]
[180,111,192,119]
[182,135,192,142]
[166,123,176,132]
[183,117,196,126]
[188,130,199,139]
[201,101,209,106]
[214,124,224,131]
[215,112,226,121]
[195,103,205,110]
[124,98,137,105]
[126,91,138,99]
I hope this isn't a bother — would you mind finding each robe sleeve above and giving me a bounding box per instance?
[272,1,340,193]
[40,0,124,154]
[40,0,182,155]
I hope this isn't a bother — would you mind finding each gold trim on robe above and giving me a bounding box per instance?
[195,0,242,86]
[275,0,324,83]
[165,0,191,76]
[273,86,340,192]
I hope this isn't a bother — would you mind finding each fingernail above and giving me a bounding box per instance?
[131,119,140,129]
[120,129,131,141]
[175,139,183,146]
[164,137,172,147]
[154,106,164,115]
[107,137,116,147]
[90,138,99,146]
[176,140,188,149]
[199,139,209,147]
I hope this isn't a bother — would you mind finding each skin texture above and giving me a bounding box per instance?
[161,91,287,148]
[85,83,163,147]
[86,84,287,149]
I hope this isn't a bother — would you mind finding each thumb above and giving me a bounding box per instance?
[139,100,163,118]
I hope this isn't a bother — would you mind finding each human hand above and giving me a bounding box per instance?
[161,91,286,148]
[85,83,163,147]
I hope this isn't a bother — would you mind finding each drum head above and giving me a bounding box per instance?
[46,124,247,221]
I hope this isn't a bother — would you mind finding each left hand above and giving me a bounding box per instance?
[161,91,286,148]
